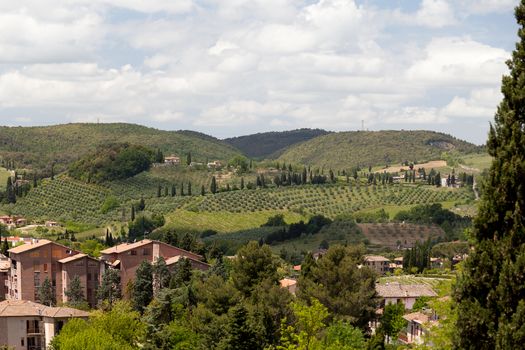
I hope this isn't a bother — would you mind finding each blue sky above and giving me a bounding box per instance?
[0,0,519,144]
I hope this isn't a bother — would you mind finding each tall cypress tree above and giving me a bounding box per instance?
[455,3,525,348]
[6,177,15,204]
[210,176,217,194]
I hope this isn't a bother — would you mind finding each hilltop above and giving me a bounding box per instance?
[277,130,482,170]
[0,123,240,171]
[224,128,330,159]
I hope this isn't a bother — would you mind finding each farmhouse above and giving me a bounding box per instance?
[0,216,28,229]
[164,155,180,165]
[207,160,222,169]
[399,310,438,344]
[376,282,437,309]
[364,255,391,275]
[279,278,298,295]
[45,221,60,228]
[0,299,89,350]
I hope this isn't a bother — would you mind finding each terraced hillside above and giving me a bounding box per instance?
[4,175,474,228]
[0,123,241,171]
[278,130,482,170]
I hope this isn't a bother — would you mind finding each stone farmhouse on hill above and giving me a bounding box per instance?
[0,299,88,350]
[164,155,181,165]
[376,282,437,309]
[363,255,391,275]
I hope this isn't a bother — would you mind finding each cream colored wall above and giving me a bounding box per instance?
[44,317,56,348]
[5,317,28,350]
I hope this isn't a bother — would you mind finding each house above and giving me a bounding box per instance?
[100,239,209,297]
[364,255,391,275]
[430,257,444,269]
[164,155,180,165]
[399,310,437,344]
[312,248,328,260]
[15,218,27,227]
[376,282,437,309]
[0,299,89,350]
[279,278,298,295]
[5,240,103,307]
[207,160,222,169]
[0,216,13,225]
[45,221,60,228]
[189,162,204,168]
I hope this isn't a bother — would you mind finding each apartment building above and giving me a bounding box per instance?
[100,239,209,295]
[0,299,88,350]
[6,240,103,307]
[364,255,391,275]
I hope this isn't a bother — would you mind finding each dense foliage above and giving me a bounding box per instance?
[455,2,525,349]
[69,143,155,183]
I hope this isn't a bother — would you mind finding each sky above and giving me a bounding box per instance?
[0,0,519,144]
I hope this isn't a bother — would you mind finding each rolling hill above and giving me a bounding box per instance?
[277,130,482,170]
[0,123,241,171]
[224,128,330,159]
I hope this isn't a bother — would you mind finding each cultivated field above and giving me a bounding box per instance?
[375,160,447,173]
[358,222,445,249]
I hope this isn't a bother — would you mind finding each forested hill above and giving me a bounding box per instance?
[277,130,482,170]
[224,128,330,159]
[0,123,241,171]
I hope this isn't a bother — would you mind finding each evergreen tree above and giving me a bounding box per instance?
[211,176,217,194]
[186,152,192,166]
[157,184,162,198]
[218,305,259,350]
[6,177,15,204]
[435,172,441,187]
[455,4,525,349]
[132,260,153,312]
[171,184,176,197]
[188,181,192,196]
[65,275,86,307]
[38,277,55,306]
[201,185,205,196]
[155,148,164,163]
[153,257,171,294]
[97,268,121,306]
[138,197,146,211]
[240,177,244,190]
[170,257,193,288]
[1,237,9,256]
[131,205,135,221]
[180,182,185,196]
[164,186,168,197]
[181,233,193,251]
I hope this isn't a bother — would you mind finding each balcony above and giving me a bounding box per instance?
[27,326,44,335]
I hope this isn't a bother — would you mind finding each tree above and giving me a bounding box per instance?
[155,148,164,163]
[97,268,122,306]
[1,237,8,256]
[6,177,15,204]
[186,152,192,166]
[132,260,153,312]
[38,277,55,306]
[240,177,245,190]
[297,245,379,331]
[153,257,171,294]
[157,184,162,197]
[65,275,87,308]
[171,184,176,197]
[187,181,192,196]
[131,205,135,221]
[170,257,192,288]
[211,176,217,194]
[201,185,205,196]
[455,3,525,349]
[231,241,278,297]
[379,303,406,343]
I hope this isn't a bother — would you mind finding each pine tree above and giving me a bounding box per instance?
[65,275,86,307]
[455,4,525,348]
[97,268,121,306]
[153,257,171,294]
[132,260,153,312]
[38,277,55,306]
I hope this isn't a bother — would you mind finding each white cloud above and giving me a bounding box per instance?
[458,0,518,14]
[442,88,502,118]
[415,0,457,28]
[406,37,509,86]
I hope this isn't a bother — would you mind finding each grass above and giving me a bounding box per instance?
[461,153,492,172]
[0,167,11,190]
[164,209,307,233]
[378,275,452,288]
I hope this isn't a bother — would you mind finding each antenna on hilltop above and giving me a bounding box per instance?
[361,119,365,131]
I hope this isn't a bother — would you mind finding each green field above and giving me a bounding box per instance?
[0,167,11,189]
[164,209,307,233]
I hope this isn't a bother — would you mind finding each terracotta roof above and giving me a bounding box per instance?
[376,283,437,298]
[365,255,391,262]
[403,311,430,324]
[0,260,9,271]
[293,265,301,271]
[101,239,202,260]
[0,300,88,318]
[279,278,297,288]
[58,253,99,264]
[7,239,53,254]
[165,255,210,267]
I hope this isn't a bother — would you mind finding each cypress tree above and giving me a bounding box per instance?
[455,4,525,348]
[188,181,192,196]
[157,184,161,197]
[210,176,217,194]
[131,205,135,221]
[180,183,184,196]
[164,186,168,197]
[6,177,15,204]
[186,152,192,166]
[240,177,245,190]
[201,185,205,196]
[1,237,9,256]
[171,184,176,196]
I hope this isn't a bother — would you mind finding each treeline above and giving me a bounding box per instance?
[262,214,332,245]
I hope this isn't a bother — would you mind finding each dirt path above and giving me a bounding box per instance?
[459,164,480,200]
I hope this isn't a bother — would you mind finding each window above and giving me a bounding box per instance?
[43,264,48,273]
[21,338,24,347]
[142,249,150,256]
[130,250,137,256]
[87,273,91,281]
[33,260,40,272]
[34,272,40,287]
